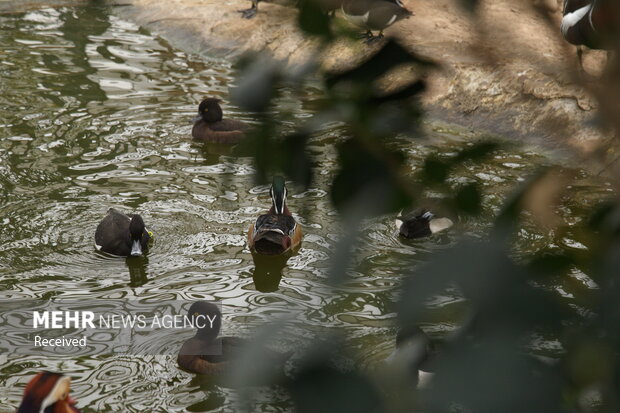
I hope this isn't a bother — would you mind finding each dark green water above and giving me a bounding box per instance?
[0,4,613,412]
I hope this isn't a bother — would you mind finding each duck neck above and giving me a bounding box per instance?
[269,204,291,216]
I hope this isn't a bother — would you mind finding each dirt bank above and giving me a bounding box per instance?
[113,0,611,165]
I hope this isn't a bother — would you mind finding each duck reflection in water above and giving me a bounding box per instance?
[251,251,291,292]
[126,256,149,287]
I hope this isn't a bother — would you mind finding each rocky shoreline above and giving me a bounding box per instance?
[113,0,611,169]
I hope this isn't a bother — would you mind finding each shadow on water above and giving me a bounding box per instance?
[251,252,291,292]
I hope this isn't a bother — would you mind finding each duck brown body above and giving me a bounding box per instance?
[177,302,289,377]
[191,98,248,144]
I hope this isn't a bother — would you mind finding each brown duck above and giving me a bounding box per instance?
[177,301,289,376]
[191,98,248,144]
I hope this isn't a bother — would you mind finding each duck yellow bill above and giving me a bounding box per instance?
[130,240,142,256]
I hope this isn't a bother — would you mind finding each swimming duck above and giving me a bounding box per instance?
[342,0,412,43]
[248,176,303,255]
[561,0,619,68]
[95,208,151,257]
[177,301,288,376]
[395,208,454,239]
[191,98,248,144]
[17,372,80,413]
[386,325,435,388]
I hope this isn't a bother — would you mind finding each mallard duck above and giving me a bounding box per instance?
[561,0,619,69]
[395,208,454,239]
[248,176,303,255]
[17,372,80,413]
[95,208,151,257]
[177,301,289,376]
[191,98,248,144]
[342,0,412,43]
[386,325,435,388]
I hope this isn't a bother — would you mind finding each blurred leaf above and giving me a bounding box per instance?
[288,341,385,413]
[282,131,313,189]
[229,320,292,388]
[325,39,436,88]
[231,55,282,112]
[330,138,410,215]
[398,238,574,330]
[458,0,479,12]
[454,183,481,215]
[494,167,551,232]
[369,80,426,105]
[526,251,574,278]
[453,141,500,163]
[327,227,358,286]
[421,156,450,184]
[238,127,313,189]
[428,335,567,413]
[298,0,332,38]
[589,200,620,237]
[521,168,572,230]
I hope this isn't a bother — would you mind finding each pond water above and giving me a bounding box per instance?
[0,4,613,412]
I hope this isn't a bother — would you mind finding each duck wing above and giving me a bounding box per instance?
[95,208,132,255]
[365,2,412,30]
[254,214,297,235]
[251,214,298,255]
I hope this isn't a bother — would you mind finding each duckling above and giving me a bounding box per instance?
[342,0,412,43]
[248,176,303,256]
[386,325,435,388]
[561,0,620,70]
[177,301,288,376]
[395,208,454,239]
[95,208,151,257]
[17,372,80,413]
[191,98,248,144]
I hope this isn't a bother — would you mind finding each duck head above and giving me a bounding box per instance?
[187,301,222,342]
[194,98,223,124]
[129,215,145,257]
[17,372,80,413]
[270,176,288,215]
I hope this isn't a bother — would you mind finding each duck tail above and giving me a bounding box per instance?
[253,230,290,255]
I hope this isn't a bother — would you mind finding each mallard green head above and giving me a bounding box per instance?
[270,176,287,215]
